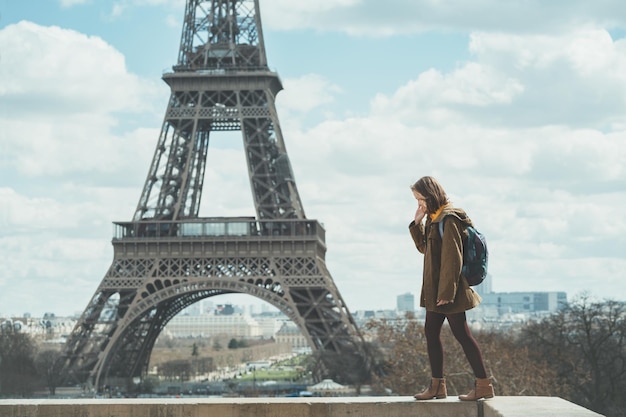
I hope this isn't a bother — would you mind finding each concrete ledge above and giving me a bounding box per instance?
[0,396,603,417]
[483,396,604,417]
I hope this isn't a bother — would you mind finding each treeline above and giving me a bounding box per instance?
[0,333,290,397]
[364,295,626,417]
[2,295,624,417]
[156,338,252,382]
[0,327,64,397]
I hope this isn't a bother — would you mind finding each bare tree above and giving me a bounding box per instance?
[365,312,562,397]
[35,349,65,395]
[0,324,38,397]
[522,295,626,417]
[308,346,375,394]
[365,313,430,395]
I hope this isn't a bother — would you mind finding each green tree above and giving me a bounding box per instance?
[225,338,249,349]
[159,359,192,382]
[228,338,239,349]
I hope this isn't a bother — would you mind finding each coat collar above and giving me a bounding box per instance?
[430,205,471,226]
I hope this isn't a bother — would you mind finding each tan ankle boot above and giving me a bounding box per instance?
[458,377,495,401]
[414,377,447,400]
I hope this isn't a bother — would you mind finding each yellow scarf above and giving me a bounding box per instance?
[430,203,450,221]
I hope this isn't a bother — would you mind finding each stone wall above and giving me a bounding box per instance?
[0,396,604,417]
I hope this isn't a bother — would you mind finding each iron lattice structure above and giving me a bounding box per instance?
[62,0,367,390]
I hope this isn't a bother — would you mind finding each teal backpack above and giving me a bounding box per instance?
[438,218,488,286]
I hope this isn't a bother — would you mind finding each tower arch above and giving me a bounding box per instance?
[61,0,367,391]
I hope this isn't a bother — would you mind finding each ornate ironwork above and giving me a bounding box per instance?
[62,0,365,390]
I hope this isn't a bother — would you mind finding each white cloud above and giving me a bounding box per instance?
[370,65,524,127]
[109,0,185,17]
[2,7,626,317]
[111,3,126,17]
[0,234,111,317]
[262,0,626,35]
[0,21,160,116]
[165,14,180,28]
[368,29,626,129]
[0,22,163,181]
[0,22,165,316]
[59,0,90,7]
[287,117,626,310]
[1,116,155,179]
[280,74,342,113]
[278,28,626,311]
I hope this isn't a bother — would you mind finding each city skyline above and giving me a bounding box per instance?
[1,1,626,317]
[1,284,567,321]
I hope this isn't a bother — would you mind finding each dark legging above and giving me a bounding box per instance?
[424,310,487,379]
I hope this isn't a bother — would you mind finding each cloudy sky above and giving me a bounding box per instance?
[1,0,625,318]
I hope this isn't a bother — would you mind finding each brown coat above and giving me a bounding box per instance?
[409,206,482,314]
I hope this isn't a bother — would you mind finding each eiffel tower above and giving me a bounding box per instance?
[61,0,367,390]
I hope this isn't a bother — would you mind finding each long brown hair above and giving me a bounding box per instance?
[410,176,449,214]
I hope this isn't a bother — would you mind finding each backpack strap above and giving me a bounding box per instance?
[437,213,468,239]
[438,219,445,239]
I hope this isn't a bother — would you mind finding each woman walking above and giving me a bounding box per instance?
[409,176,494,401]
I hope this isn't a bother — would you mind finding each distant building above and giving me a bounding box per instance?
[396,292,415,312]
[215,304,236,315]
[481,291,567,315]
[255,315,286,339]
[473,274,493,297]
[1,315,77,343]
[274,322,308,350]
[352,309,402,328]
[163,313,262,338]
